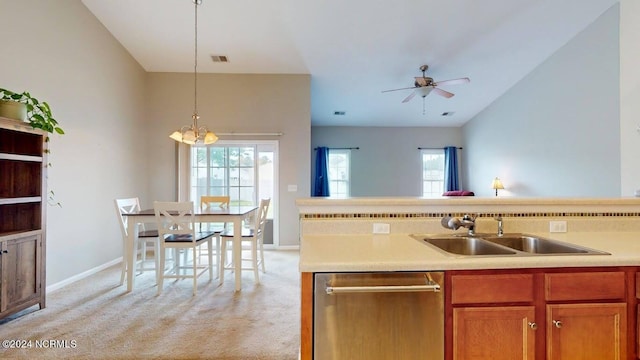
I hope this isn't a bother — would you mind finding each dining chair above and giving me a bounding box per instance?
[114,197,160,285]
[154,201,215,295]
[219,198,270,285]
[199,195,230,232]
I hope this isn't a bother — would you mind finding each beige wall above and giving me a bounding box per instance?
[620,0,640,194]
[0,1,148,284]
[145,73,311,246]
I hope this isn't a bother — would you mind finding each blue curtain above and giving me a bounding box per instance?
[444,146,460,191]
[313,147,330,196]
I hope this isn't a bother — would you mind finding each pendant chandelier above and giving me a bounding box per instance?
[170,0,218,145]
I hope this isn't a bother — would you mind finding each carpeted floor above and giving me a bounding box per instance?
[0,250,301,360]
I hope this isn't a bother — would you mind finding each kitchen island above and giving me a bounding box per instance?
[298,197,640,360]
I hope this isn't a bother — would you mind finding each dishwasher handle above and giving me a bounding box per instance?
[325,274,441,295]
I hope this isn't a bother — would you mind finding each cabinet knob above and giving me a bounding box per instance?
[528,322,537,330]
[553,320,563,328]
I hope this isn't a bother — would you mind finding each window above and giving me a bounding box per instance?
[190,141,276,219]
[328,149,350,198]
[421,149,445,198]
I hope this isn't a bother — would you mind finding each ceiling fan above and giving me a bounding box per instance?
[382,65,470,103]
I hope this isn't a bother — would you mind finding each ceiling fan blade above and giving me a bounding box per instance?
[432,87,455,98]
[433,77,470,86]
[381,87,416,93]
[402,91,417,103]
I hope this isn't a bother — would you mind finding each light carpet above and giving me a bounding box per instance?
[0,250,301,360]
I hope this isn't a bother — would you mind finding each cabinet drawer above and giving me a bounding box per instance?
[451,274,534,304]
[545,272,625,301]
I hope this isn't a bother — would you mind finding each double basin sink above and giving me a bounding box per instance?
[413,233,610,257]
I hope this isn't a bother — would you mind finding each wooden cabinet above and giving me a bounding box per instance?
[453,306,536,360]
[546,303,626,360]
[448,269,631,360]
[0,117,46,319]
[450,273,537,360]
[544,272,627,360]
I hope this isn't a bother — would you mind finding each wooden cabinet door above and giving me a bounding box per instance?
[547,303,627,360]
[0,235,41,313]
[453,306,536,360]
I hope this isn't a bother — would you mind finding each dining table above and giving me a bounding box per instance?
[122,205,258,292]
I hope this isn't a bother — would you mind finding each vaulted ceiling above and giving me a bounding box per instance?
[82,0,618,127]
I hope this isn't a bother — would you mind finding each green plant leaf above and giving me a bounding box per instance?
[1,88,64,136]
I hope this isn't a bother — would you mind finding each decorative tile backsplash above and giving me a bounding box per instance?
[300,212,640,235]
[297,198,640,235]
[301,212,640,219]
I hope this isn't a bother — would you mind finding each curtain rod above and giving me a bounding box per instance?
[314,147,360,150]
[217,132,284,136]
[418,146,463,150]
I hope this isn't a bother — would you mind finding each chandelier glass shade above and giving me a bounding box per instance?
[169,114,218,145]
[170,0,217,145]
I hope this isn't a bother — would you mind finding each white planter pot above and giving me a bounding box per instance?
[0,100,27,121]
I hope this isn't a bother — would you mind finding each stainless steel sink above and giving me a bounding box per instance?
[415,233,609,257]
[482,234,609,255]
[423,236,517,256]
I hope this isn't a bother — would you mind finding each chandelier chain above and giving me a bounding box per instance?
[193,0,199,117]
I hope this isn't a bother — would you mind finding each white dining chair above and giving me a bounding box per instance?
[154,201,215,295]
[219,198,270,285]
[114,197,160,285]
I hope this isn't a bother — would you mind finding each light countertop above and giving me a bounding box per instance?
[299,232,640,272]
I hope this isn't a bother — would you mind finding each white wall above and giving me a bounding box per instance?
[145,73,310,247]
[0,1,148,284]
[311,127,463,196]
[620,0,640,195]
[462,4,620,197]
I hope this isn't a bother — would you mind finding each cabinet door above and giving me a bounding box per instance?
[547,303,626,360]
[0,235,41,313]
[453,306,536,360]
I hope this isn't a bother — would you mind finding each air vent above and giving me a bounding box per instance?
[211,55,229,63]
[333,111,346,116]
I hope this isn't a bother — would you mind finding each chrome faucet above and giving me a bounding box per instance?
[495,215,504,237]
[441,214,477,236]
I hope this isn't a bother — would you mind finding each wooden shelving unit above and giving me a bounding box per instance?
[0,116,46,319]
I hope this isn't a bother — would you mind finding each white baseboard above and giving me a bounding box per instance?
[271,245,300,250]
[47,257,122,293]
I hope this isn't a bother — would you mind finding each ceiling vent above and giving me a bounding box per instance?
[211,55,229,63]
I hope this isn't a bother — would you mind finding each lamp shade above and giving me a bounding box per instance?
[491,177,504,190]
[169,131,183,142]
[203,131,218,144]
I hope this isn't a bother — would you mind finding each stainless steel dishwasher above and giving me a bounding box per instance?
[314,271,444,360]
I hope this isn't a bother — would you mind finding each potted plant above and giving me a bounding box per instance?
[0,88,64,135]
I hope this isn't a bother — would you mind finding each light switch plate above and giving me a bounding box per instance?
[549,221,567,233]
[373,223,390,234]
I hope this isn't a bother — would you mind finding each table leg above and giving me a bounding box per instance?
[126,220,138,292]
[233,217,242,291]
